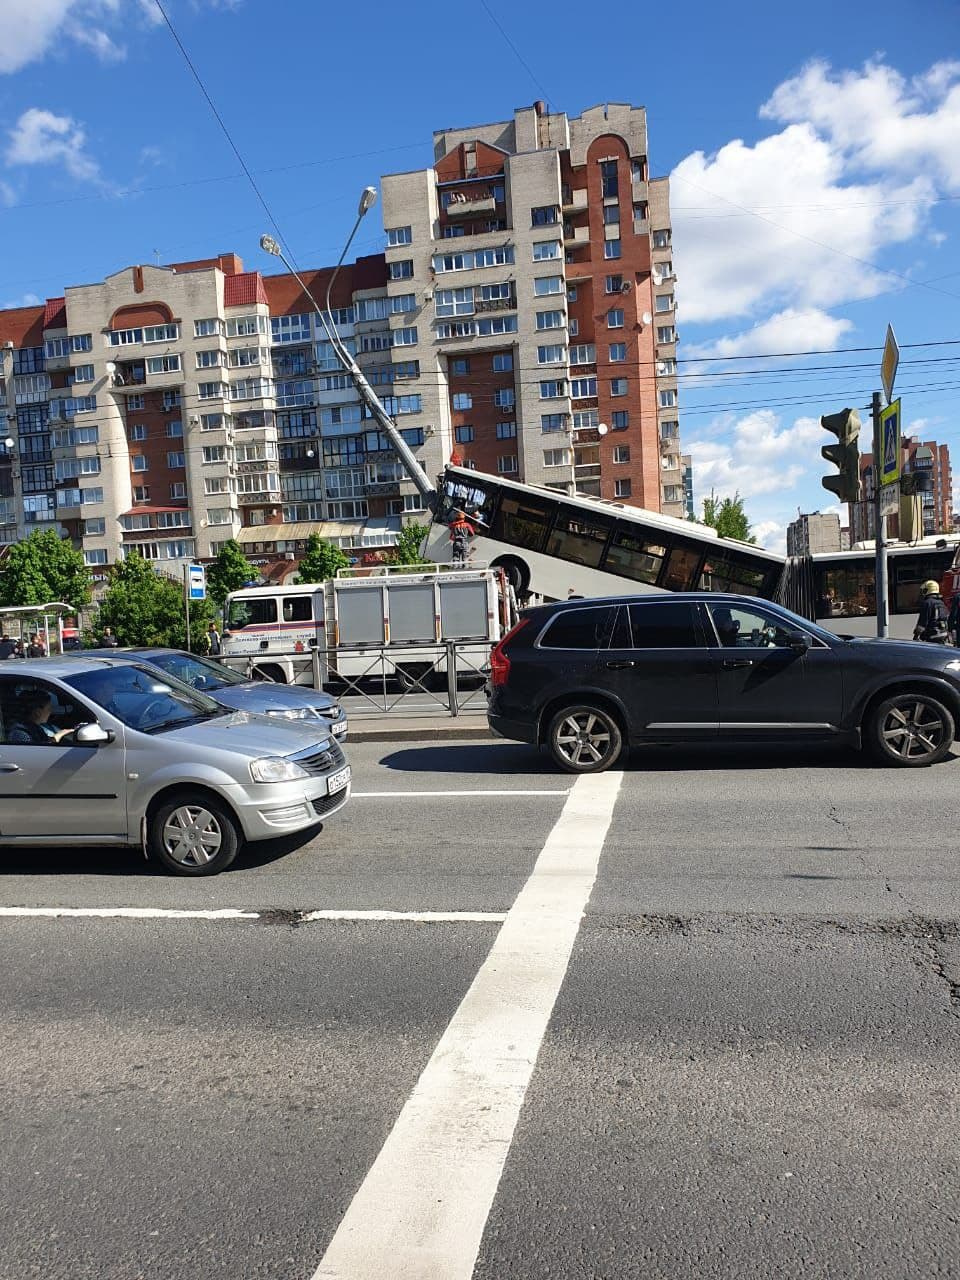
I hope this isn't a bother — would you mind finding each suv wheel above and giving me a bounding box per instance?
[148,792,241,875]
[867,692,955,767]
[547,704,623,773]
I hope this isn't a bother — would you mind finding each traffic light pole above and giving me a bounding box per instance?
[872,390,889,638]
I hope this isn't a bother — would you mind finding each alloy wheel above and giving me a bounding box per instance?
[554,711,613,768]
[880,699,947,763]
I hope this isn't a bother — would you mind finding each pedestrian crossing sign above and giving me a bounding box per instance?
[879,399,901,486]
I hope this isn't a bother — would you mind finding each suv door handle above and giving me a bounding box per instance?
[605,660,636,670]
[721,658,754,669]
[0,763,21,772]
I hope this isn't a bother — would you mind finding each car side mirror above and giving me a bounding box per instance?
[73,722,115,747]
[786,629,810,653]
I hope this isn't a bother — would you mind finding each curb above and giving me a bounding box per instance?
[349,722,494,743]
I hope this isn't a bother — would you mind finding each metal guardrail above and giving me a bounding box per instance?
[225,639,493,719]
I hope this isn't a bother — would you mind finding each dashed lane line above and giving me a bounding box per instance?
[312,767,624,1280]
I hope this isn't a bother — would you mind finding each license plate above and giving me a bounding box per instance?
[332,718,348,737]
[327,766,351,795]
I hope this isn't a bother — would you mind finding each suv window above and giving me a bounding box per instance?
[540,605,618,649]
[707,602,803,648]
[627,601,702,648]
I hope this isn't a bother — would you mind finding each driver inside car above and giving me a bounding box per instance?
[8,690,73,745]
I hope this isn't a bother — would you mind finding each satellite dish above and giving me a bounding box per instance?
[597,423,609,437]
[641,311,653,326]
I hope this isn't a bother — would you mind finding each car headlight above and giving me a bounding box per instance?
[249,756,310,783]
[323,703,344,719]
[265,706,312,720]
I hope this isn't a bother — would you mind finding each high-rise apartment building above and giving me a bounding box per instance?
[786,511,843,557]
[0,100,681,584]
[851,435,953,543]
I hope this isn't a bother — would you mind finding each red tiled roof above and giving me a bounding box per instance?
[43,297,66,330]
[224,271,268,308]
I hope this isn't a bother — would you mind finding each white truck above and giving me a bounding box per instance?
[220,565,515,690]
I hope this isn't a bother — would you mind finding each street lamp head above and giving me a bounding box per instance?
[260,234,281,256]
[2,437,13,449]
[358,186,378,217]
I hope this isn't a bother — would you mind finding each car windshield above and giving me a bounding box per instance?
[64,663,225,733]
[143,651,246,692]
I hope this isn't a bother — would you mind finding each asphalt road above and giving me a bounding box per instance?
[1,737,958,1278]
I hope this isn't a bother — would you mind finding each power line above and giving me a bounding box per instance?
[477,0,553,105]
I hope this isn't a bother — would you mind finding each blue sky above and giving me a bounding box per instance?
[1,0,958,547]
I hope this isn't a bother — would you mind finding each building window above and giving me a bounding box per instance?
[84,548,108,566]
[387,225,412,246]
[534,276,564,296]
[226,315,269,338]
[659,389,678,407]
[613,446,631,463]
[652,229,671,248]
[194,318,223,337]
[614,478,632,498]
[607,309,624,328]
[531,205,559,226]
[663,484,682,503]
[538,345,565,365]
[612,411,630,430]
[543,449,569,467]
[129,423,147,442]
[71,364,95,384]
[536,311,565,331]
[611,378,628,397]
[609,343,627,362]
[532,240,561,261]
[567,285,578,302]
[451,357,470,375]
[167,451,186,468]
[143,324,179,343]
[655,294,675,312]
[658,358,677,375]
[604,239,621,260]
[389,259,414,280]
[605,275,624,294]
[163,391,182,411]
[70,333,93,352]
[539,380,565,399]
[571,377,598,398]
[603,205,620,225]
[497,455,518,474]
[541,413,566,433]
[493,353,513,372]
[496,421,517,439]
[170,482,187,500]
[131,455,148,472]
[196,349,222,368]
[84,517,106,535]
[133,485,150,503]
[167,420,183,437]
[600,159,619,199]
[569,344,595,365]
[400,427,425,447]
[454,425,474,444]
[574,410,599,430]
[494,388,515,408]
[568,318,579,337]
[660,420,680,439]
[452,392,473,410]
[657,326,676,344]
[271,314,311,344]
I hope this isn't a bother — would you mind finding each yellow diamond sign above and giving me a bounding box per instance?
[881,324,899,406]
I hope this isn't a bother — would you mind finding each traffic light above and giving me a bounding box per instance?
[820,408,862,503]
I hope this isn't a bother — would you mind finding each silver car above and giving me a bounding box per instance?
[84,647,348,738]
[0,659,351,876]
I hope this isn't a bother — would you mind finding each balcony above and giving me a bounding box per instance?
[563,224,590,246]
[238,486,282,506]
[562,187,589,212]
[475,295,515,314]
[109,361,147,389]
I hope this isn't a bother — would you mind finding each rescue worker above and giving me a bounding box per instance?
[914,579,950,644]
[448,509,475,566]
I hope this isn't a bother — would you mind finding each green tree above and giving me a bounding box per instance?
[0,529,92,612]
[390,523,429,566]
[296,533,349,584]
[699,490,756,544]
[95,553,214,650]
[206,539,257,608]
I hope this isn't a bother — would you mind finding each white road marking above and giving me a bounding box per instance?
[352,789,569,798]
[302,910,506,923]
[312,768,623,1280]
[0,907,259,920]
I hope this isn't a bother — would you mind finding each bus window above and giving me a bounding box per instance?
[226,598,278,629]
[662,545,703,592]
[492,494,553,553]
[603,530,666,585]
[893,554,954,614]
[545,514,610,568]
[698,556,767,596]
[818,566,874,618]
[440,475,497,527]
[282,596,313,623]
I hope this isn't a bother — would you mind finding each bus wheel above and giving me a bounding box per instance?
[252,664,286,684]
[491,556,528,595]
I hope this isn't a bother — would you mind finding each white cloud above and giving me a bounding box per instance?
[752,520,787,552]
[685,307,855,359]
[5,107,103,184]
[761,58,960,192]
[0,179,16,207]
[1,292,42,309]
[69,24,126,60]
[687,410,826,500]
[0,0,75,73]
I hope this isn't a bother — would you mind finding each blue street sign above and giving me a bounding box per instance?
[187,563,206,601]
[879,399,901,486]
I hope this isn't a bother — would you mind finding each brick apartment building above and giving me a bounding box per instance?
[850,436,953,543]
[0,101,682,583]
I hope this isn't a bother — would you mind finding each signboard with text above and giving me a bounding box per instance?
[186,563,206,601]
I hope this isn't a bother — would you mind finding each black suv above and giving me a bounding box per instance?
[487,592,960,772]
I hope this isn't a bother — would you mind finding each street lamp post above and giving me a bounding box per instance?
[260,189,437,511]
